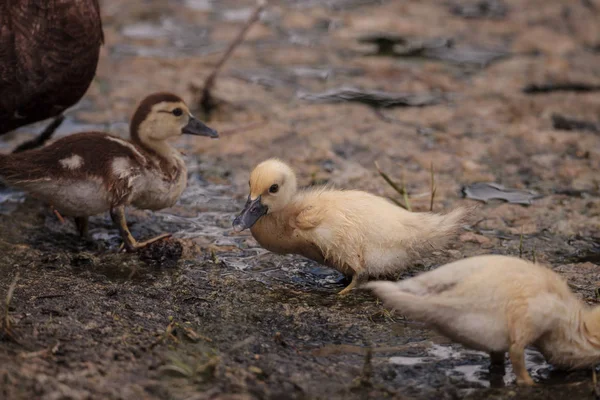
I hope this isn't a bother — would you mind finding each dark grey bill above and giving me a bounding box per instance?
[233,196,268,232]
[182,116,219,138]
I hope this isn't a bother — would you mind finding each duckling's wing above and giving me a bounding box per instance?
[0,133,146,207]
[293,205,326,230]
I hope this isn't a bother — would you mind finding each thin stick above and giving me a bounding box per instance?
[518,228,524,258]
[3,272,20,338]
[400,171,412,212]
[429,161,436,212]
[199,0,267,117]
[386,196,405,208]
[374,162,411,210]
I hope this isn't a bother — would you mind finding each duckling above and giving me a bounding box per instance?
[0,93,218,251]
[0,0,104,152]
[232,159,468,295]
[366,255,600,386]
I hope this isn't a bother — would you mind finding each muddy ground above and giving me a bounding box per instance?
[1,0,600,399]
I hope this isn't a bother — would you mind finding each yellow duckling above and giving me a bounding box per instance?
[366,255,600,386]
[233,159,469,295]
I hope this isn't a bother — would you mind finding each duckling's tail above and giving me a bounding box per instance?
[364,281,446,321]
[408,205,473,253]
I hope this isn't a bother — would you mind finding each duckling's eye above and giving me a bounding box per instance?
[172,108,183,117]
[269,184,279,194]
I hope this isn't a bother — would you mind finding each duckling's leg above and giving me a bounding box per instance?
[338,273,365,296]
[509,344,534,386]
[12,115,65,153]
[74,217,89,238]
[490,351,505,366]
[110,206,171,252]
[489,352,506,388]
[51,206,66,224]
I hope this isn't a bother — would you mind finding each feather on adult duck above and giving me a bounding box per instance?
[366,255,600,386]
[0,0,104,152]
[0,92,218,251]
[233,159,468,295]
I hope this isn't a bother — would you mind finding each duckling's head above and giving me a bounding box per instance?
[233,159,297,231]
[130,92,218,145]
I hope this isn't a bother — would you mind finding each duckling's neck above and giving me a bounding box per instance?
[538,304,600,368]
[251,212,293,252]
[135,138,181,166]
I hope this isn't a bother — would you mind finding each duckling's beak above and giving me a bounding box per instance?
[233,196,268,232]
[182,116,219,138]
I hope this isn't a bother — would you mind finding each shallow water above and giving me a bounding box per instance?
[390,345,554,388]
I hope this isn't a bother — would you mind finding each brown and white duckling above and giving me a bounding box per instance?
[0,93,218,251]
[233,159,468,295]
[366,255,600,386]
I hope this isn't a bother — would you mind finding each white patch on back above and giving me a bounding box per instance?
[59,154,84,170]
[105,136,147,164]
[112,157,132,179]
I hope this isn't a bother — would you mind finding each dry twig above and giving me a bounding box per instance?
[199,0,267,118]
[2,272,20,341]
[518,228,524,258]
[374,161,411,211]
[429,161,436,211]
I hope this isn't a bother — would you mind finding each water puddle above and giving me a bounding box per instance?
[183,0,214,11]
[284,0,383,10]
[221,8,254,22]
[114,17,212,58]
[0,187,26,215]
[389,344,555,388]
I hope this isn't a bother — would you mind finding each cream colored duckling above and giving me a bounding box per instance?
[233,159,468,295]
[366,255,600,386]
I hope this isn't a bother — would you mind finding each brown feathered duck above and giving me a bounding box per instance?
[0,92,218,251]
[233,159,469,295]
[0,0,104,152]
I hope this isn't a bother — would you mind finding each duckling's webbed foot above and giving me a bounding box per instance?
[509,344,535,386]
[117,234,173,253]
[110,206,171,252]
[12,115,65,153]
[74,217,89,238]
[338,273,365,296]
